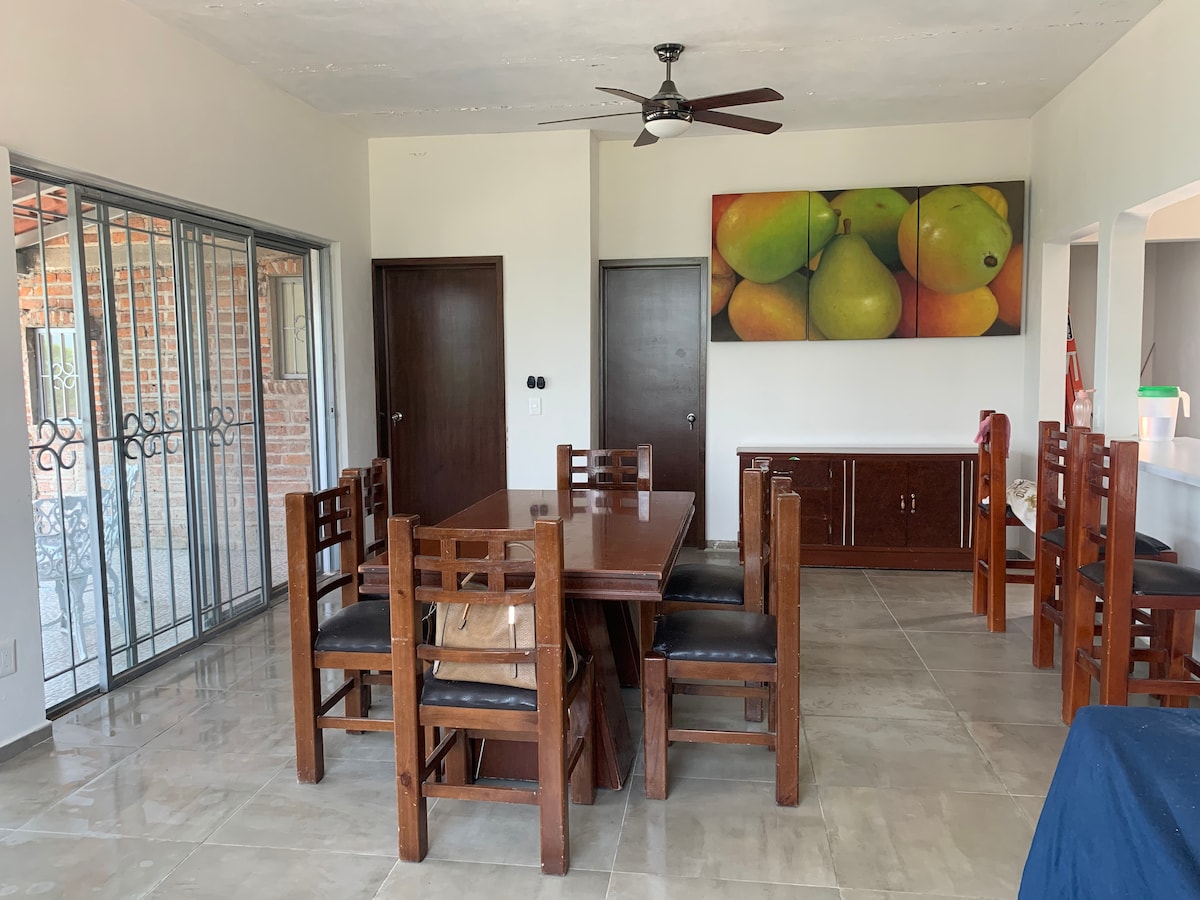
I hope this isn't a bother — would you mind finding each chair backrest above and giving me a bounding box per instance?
[741,466,770,613]
[1035,420,1071,537]
[342,458,390,558]
[286,475,364,630]
[765,474,794,616]
[770,486,802,650]
[390,516,569,706]
[976,409,1009,513]
[1075,434,1139,592]
[556,444,652,491]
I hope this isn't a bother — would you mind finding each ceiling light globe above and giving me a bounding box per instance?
[644,114,692,139]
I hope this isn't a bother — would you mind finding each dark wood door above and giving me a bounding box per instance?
[850,458,909,548]
[600,260,706,546]
[907,458,969,549]
[765,455,840,546]
[373,257,506,526]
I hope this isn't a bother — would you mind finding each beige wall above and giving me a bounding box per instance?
[0,0,370,747]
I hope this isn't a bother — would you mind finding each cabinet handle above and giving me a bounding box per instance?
[911,492,917,514]
[900,494,906,512]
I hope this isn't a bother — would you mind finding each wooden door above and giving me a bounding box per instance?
[764,455,840,546]
[850,458,909,548]
[373,257,506,526]
[907,458,969,549]
[600,260,706,546]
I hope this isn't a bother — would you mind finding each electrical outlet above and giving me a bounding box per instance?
[0,639,15,678]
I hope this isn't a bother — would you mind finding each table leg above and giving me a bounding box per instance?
[605,601,641,688]
[575,599,635,789]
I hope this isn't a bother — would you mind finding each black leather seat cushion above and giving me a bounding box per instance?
[1042,526,1171,556]
[652,610,777,664]
[977,501,1018,519]
[313,601,391,654]
[663,563,744,606]
[1078,559,1200,596]
[421,673,537,712]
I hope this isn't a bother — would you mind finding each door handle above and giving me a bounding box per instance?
[391,412,404,424]
[900,494,906,512]
[910,492,917,514]
[686,412,696,430]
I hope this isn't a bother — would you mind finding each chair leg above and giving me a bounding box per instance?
[569,662,596,806]
[775,671,799,807]
[394,665,428,863]
[344,668,365,731]
[643,653,670,801]
[1163,610,1196,709]
[1032,548,1058,669]
[986,523,1007,634]
[443,729,472,785]
[972,513,988,617]
[1097,591,1133,708]
[536,690,570,876]
[292,662,324,784]
[1063,582,1095,725]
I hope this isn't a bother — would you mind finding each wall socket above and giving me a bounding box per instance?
[0,639,15,679]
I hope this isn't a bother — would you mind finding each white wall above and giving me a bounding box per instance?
[1027,0,1200,563]
[600,120,1032,536]
[369,131,597,488]
[1147,242,1200,438]
[0,0,371,748]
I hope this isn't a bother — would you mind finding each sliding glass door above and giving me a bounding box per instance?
[13,170,326,711]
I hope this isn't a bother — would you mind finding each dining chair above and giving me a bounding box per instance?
[352,457,390,557]
[1033,423,1176,669]
[556,444,652,491]
[642,482,801,806]
[1063,437,1200,722]
[971,409,1034,632]
[389,513,595,876]
[288,472,392,783]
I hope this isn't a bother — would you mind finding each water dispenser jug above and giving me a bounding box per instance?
[1138,385,1190,441]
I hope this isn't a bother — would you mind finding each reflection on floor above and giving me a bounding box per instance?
[3,560,1077,898]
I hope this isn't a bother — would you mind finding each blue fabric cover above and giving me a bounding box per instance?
[1019,706,1200,899]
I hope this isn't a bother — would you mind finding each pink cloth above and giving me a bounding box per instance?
[973,414,1010,457]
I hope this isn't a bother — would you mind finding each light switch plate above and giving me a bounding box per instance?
[528,397,542,416]
[0,639,15,678]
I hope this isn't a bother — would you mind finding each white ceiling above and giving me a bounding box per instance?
[125,0,1162,140]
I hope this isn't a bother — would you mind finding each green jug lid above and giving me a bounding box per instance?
[1138,386,1180,397]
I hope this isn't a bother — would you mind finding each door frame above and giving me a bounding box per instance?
[598,257,707,546]
[371,256,507,510]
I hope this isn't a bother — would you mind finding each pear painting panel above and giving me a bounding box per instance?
[710,181,1025,341]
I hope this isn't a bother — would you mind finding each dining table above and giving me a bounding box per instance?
[359,487,695,789]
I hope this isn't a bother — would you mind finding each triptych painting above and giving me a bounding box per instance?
[711,181,1025,341]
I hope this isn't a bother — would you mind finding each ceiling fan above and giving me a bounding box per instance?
[539,43,784,147]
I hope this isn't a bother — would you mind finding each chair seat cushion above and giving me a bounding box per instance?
[663,563,745,606]
[1042,526,1171,556]
[421,673,537,712]
[314,601,391,654]
[652,610,777,664]
[1078,559,1200,596]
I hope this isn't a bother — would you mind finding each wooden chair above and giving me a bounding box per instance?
[349,457,390,557]
[1033,423,1176,669]
[556,444,652,491]
[971,410,1034,632]
[389,514,595,876]
[1063,436,1200,722]
[288,474,393,783]
[643,482,801,806]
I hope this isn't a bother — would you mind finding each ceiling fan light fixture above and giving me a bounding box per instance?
[644,109,693,138]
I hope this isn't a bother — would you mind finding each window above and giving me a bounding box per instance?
[27,327,82,422]
[273,275,308,379]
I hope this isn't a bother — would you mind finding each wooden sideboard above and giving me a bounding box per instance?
[737,446,977,570]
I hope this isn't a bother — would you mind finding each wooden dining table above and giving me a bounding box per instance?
[359,487,695,789]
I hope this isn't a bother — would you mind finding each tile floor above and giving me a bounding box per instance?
[1,561,1073,899]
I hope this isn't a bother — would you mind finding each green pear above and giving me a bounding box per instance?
[716,191,839,284]
[830,187,910,268]
[809,220,903,340]
[898,185,1013,294]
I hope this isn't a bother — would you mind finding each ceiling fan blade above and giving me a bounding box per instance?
[538,111,643,125]
[633,129,659,148]
[596,87,667,107]
[691,109,782,134]
[686,88,783,111]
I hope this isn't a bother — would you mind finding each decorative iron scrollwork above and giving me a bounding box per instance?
[30,418,82,472]
[207,405,239,447]
[121,409,182,460]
